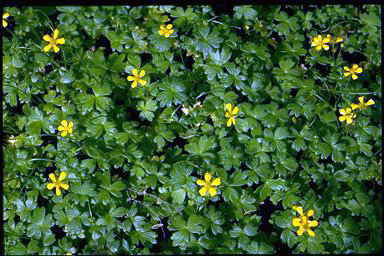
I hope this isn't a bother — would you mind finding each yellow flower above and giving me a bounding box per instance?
[43,29,65,53]
[292,205,318,237]
[196,173,221,197]
[339,107,356,124]
[225,103,239,127]
[334,36,344,44]
[3,12,10,27]
[47,172,69,196]
[159,24,174,38]
[58,120,73,137]
[351,96,375,110]
[343,64,363,80]
[311,34,331,51]
[127,69,146,88]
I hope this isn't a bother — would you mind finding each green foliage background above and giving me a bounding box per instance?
[3,5,382,254]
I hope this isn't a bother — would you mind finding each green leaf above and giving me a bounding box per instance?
[43,233,55,246]
[229,171,247,186]
[274,127,289,140]
[172,188,186,205]
[138,99,157,121]
[185,135,217,159]
[223,187,240,203]
[234,6,258,20]
[31,208,45,225]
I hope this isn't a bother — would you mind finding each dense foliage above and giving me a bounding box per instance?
[3,5,382,254]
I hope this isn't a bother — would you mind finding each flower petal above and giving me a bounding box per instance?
[58,125,65,131]
[323,45,329,51]
[49,173,57,182]
[160,25,165,30]
[294,206,304,216]
[167,24,173,29]
[366,99,375,105]
[231,117,236,125]
[307,229,316,237]
[68,127,73,133]
[358,96,365,103]
[343,66,350,71]
[307,209,314,217]
[53,45,60,53]
[227,118,232,127]
[43,44,52,52]
[59,172,66,181]
[131,81,137,88]
[68,122,73,128]
[308,220,318,227]
[139,79,147,86]
[339,109,346,115]
[54,29,59,39]
[232,106,239,115]
[61,131,67,137]
[56,38,65,44]
[225,112,230,118]
[3,12,10,19]
[204,173,212,183]
[297,226,305,236]
[159,30,164,35]
[208,187,217,197]
[339,116,347,122]
[3,20,7,27]
[352,64,358,70]
[133,69,138,76]
[43,35,52,42]
[196,179,206,186]
[292,217,302,227]
[345,108,351,114]
[323,37,330,43]
[225,103,232,112]
[61,183,69,190]
[139,70,145,77]
[351,103,360,110]
[211,178,221,186]
[199,187,207,196]
[61,120,67,127]
[316,45,321,51]
[352,74,358,80]
[355,67,363,74]
[346,117,353,124]
[56,186,61,196]
[47,183,55,190]
[127,76,135,81]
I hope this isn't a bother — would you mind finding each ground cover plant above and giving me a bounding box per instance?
[3,5,382,254]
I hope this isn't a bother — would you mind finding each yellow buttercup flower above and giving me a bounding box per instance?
[351,96,375,110]
[292,205,318,237]
[334,36,343,44]
[196,173,221,197]
[47,172,69,196]
[127,69,146,88]
[3,12,10,27]
[159,24,174,38]
[311,34,331,51]
[43,29,65,53]
[339,107,356,124]
[225,103,239,127]
[343,64,363,80]
[58,120,73,137]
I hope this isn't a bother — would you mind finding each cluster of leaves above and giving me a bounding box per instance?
[3,5,382,254]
